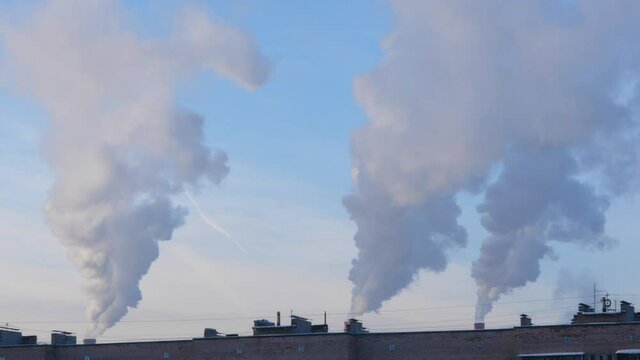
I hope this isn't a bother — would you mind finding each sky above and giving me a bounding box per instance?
[1,0,640,343]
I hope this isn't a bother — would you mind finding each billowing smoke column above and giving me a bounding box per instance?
[347,0,640,318]
[0,0,269,335]
[471,147,614,321]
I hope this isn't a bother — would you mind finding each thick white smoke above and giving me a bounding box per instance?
[471,147,614,321]
[347,0,640,318]
[0,0,269,336]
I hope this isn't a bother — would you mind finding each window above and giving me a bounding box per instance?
[0,356,5,360]
[476,339,484,349]
[564,336,572,344]
[236,347,244,354]
[298,345,305,353]
[163,352,170,359]
[388,343,396,352]
[84,355,90,360]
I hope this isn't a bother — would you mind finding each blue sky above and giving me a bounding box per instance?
[1,0,640,342]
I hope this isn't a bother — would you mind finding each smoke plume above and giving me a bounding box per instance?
[0,0,269,336]
[554,268,597,320]
[472,147,614,321]
[347,0,640,317]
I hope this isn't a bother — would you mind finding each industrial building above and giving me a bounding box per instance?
[252,312,329,336]
[3,299,640,359]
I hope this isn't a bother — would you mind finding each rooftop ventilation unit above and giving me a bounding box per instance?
[520,314,532,327]
[51,330,76,346]
[578,303,595,313]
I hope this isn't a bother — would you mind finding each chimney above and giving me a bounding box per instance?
[345,319,368,334]
[51,331,76,345]
[621,301,633,312]
[621,301,635,322]
[83,338,96,345]
[520,314,532,327]
[277,311,281,326]
[474,322,485,330]
[204,328,222,338]
[578,303,594,313]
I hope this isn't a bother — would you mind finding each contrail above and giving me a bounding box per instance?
[184,188,247,255]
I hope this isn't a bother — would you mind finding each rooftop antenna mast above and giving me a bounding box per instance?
[593,283,611,313]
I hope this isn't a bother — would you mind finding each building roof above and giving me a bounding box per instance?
[616,349,640,354]
[518,352,585,357]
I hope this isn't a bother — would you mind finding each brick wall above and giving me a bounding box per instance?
[353,329,515,360]
[4,323,640,359]
[55,340,193,360]
[193,333,352,360]
[0,345,52,359]
[516,323,640,358]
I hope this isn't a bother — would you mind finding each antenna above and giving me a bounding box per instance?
[593,284,610,313]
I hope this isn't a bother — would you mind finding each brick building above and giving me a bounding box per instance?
[3,302,640,360]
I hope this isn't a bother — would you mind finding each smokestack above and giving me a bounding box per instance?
[277,311,281,326]
[344,319,368,334]
[520,314,532,327]
[474,322,485,330]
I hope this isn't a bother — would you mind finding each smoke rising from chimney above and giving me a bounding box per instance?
[347,0,640,318]
[0,0,269,336]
